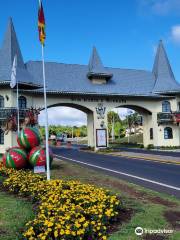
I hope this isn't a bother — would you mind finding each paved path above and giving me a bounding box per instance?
[52,147,180,198]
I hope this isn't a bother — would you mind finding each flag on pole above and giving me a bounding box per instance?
[38,1,46,45]
[38,0,50,180]
[10,55,17,88]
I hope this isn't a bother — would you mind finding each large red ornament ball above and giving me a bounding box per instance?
[3,147,27,169]
[28,146,53,167]
[17,127,41,150]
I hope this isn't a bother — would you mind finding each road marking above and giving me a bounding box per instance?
[106,152,180,165]
[80,150,180,165]
[54,154,180,191]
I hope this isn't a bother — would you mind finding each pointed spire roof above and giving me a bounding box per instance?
[87,47,113,79]
[152,40,180,93]
[0,17,25,80]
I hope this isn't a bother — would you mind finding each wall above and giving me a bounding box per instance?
[0,89,180,153]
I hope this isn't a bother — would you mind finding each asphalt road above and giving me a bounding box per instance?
[52,147,180,198]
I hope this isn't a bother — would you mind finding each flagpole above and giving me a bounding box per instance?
[16,69,20,135]
[38,0,50,180]
[41,44,50,180]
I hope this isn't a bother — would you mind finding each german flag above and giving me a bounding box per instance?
[38,1,46,45]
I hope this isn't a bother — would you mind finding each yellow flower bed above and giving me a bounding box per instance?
[0,163,121,240]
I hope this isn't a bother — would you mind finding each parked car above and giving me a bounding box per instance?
[56,133,67,142]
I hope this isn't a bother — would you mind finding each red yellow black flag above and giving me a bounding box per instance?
[38,1,46,45]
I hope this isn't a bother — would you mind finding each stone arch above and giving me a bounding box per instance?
[107,104,153,147]
[46,103,93,114]
[114,104,152,115]
[40,102,94,147]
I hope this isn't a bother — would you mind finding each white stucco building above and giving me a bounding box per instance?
[0,18,180,153]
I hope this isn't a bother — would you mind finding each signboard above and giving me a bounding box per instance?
[34,165,46,174]
[96,129,107,147]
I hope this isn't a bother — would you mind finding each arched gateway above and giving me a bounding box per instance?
[0,18,180,153]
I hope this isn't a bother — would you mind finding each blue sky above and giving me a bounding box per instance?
[1,0,180,126]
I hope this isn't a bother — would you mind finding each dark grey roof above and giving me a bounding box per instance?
[26,61,158,96]
[0,19,180,97]
[87,47,113,79]
[152,40,180,93]
[0,18,39,87]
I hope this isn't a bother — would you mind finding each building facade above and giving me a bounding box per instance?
[0,18,180,153]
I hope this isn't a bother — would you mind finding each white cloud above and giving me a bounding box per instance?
[113,108,134,120]
[171,25,180,44]
[39,107,136,126]
[39,107,87,126]
[138,0,180,16]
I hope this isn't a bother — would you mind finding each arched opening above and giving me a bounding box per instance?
[18,96,27,109]
[108,104,152,147]
[39,103,93,148]
[0,95,4,108]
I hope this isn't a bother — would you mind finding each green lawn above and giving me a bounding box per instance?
[110,133,143,145]
[51,160,180,240]
[0,191,34,240]
[0,159,180,240]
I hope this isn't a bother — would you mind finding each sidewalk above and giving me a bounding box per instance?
[106,151,180,164]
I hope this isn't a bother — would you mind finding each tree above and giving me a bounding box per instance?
[122,112,142,134]
[108,111,123,138]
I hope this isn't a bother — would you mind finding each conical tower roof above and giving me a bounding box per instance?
[0,18,25,81]
[153,40,180,93]
[87,47,112,79]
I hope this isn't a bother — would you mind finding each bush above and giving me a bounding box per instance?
[0,163,121,240]
[147,144,154,149]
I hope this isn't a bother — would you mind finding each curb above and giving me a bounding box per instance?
[107,152,180,165]
[80,150,180,165]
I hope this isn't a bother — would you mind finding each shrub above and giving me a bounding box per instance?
[147,144,154,149]
[0,163,121,240]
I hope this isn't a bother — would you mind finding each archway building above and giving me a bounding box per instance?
[0,18,180,153]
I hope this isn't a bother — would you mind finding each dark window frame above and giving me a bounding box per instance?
[150,128,153,140]
[0,95,4,108]
[0,129,4,144]
[18,96,27,109]
[162,101,171,113]
[178,102,180,111]
[164,127,173,139]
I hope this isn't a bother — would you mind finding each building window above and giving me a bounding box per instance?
[0,129,4,144]
[0,95,4,108]
[164,127,173,139]
[18,96,27,109]
[162,101,171,112]
[178,102,180,111]
[150,128,153,140]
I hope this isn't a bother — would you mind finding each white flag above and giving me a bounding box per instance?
[10,55,17,88]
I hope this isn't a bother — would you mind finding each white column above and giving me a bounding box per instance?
[93,110,109,151]
[87,112,94,147]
